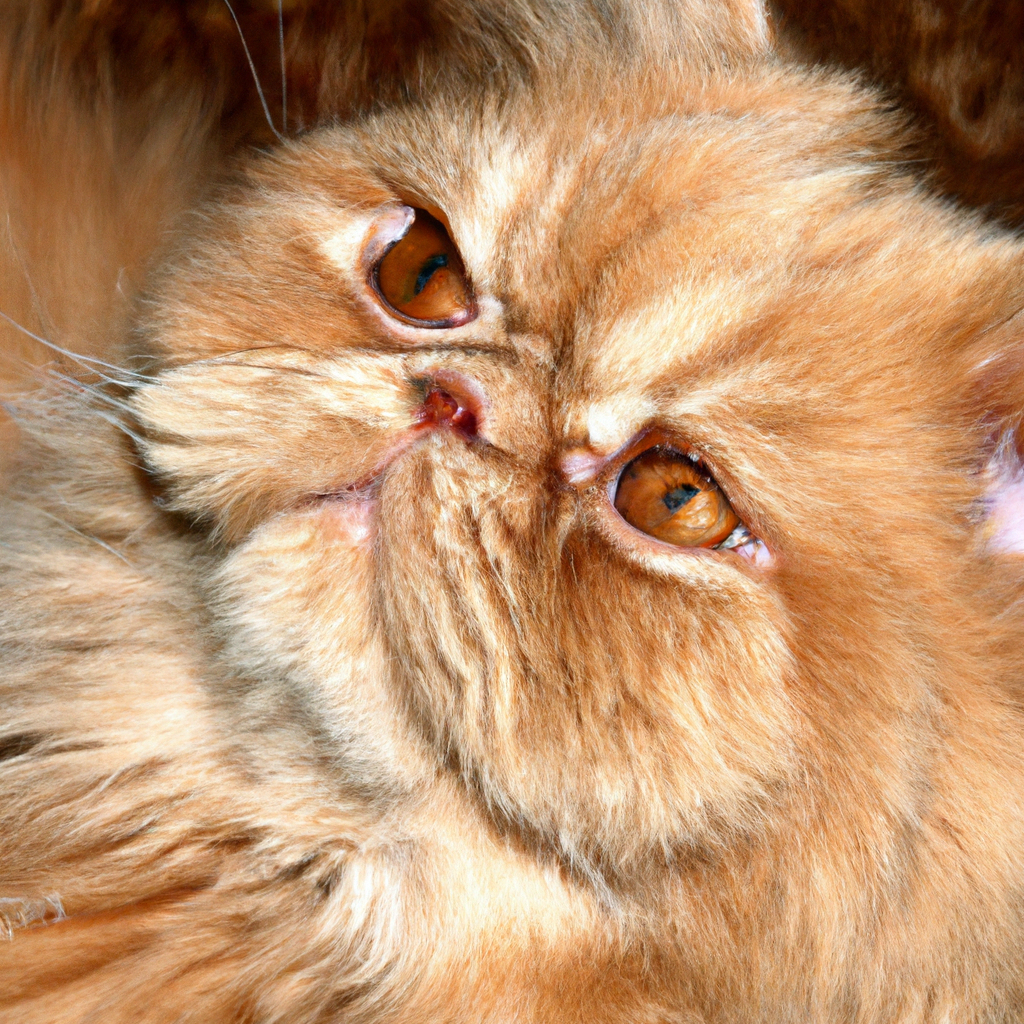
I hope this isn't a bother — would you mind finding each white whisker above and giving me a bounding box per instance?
[278,0,287,133]
[189,345,300,363]
[4,214,53,341]
[0,399,27,428]
[21,375,147,448]
[197,360,331,379]
[223,0,287,145]
[7,501,134,567]
[85,407,147,448]
[0,308,153,383]
[49,373,138,417]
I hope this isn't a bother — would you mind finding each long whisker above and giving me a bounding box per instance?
[48,372,140,417]
[0,308,154,383]
[186,359,336,379]
[5,213,54,341]
[88,407,148,449]
[223,0,286,145]
[278,0,287,133]
[178,344,306,364]
[3,387,146,451]
[21,370,148,447]
[7,500,134,567]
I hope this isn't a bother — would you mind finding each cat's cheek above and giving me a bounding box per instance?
[211,510,435,793]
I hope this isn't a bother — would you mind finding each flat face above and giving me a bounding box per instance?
[133,67,1024,874]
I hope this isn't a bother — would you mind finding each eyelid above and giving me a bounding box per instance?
[360,205,416,267]
[561,428,772,564]
[562,427,699,490]
[368,206,476,329]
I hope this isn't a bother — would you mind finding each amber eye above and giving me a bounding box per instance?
[613,447,739,548]
[374,209,475,327]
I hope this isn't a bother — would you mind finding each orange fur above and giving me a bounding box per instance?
[3,2,1024,1021]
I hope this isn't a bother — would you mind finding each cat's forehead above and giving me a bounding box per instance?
[378,96,899,429]
[347,82,896,363]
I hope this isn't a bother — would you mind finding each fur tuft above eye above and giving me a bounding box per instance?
[372,208,476,328]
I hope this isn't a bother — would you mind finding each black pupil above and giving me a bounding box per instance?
[662,485,700,513]
[415,253,448,295]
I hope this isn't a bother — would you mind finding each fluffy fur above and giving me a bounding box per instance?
[2,1,1024,1020]
[776,0,1024,229]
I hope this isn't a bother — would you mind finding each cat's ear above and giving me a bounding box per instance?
[967,312,1024,556]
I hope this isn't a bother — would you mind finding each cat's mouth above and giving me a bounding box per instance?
[307,374,484,533]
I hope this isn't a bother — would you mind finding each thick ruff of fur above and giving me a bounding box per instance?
[3,1,1024,1021]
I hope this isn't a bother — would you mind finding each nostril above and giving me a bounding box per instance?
[420,388,478,438]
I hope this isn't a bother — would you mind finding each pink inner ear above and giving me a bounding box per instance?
[985,438,1024,555]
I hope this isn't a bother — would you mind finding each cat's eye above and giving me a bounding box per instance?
[373,209,475,328]
[614,447,739,548]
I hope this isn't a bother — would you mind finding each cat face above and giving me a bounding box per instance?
[132,67,1024,876]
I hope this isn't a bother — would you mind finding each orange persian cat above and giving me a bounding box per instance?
[2,1,1024,1021]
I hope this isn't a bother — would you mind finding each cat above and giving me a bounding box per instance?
[2,0,1024,1021]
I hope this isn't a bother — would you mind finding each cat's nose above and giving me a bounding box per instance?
[414,370,484,441]
[402,350,549,457]
[419,388,478,438]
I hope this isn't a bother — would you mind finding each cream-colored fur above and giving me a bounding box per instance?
[3,2,1024,1021]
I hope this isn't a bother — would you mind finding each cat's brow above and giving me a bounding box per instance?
[344,343,521,362]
